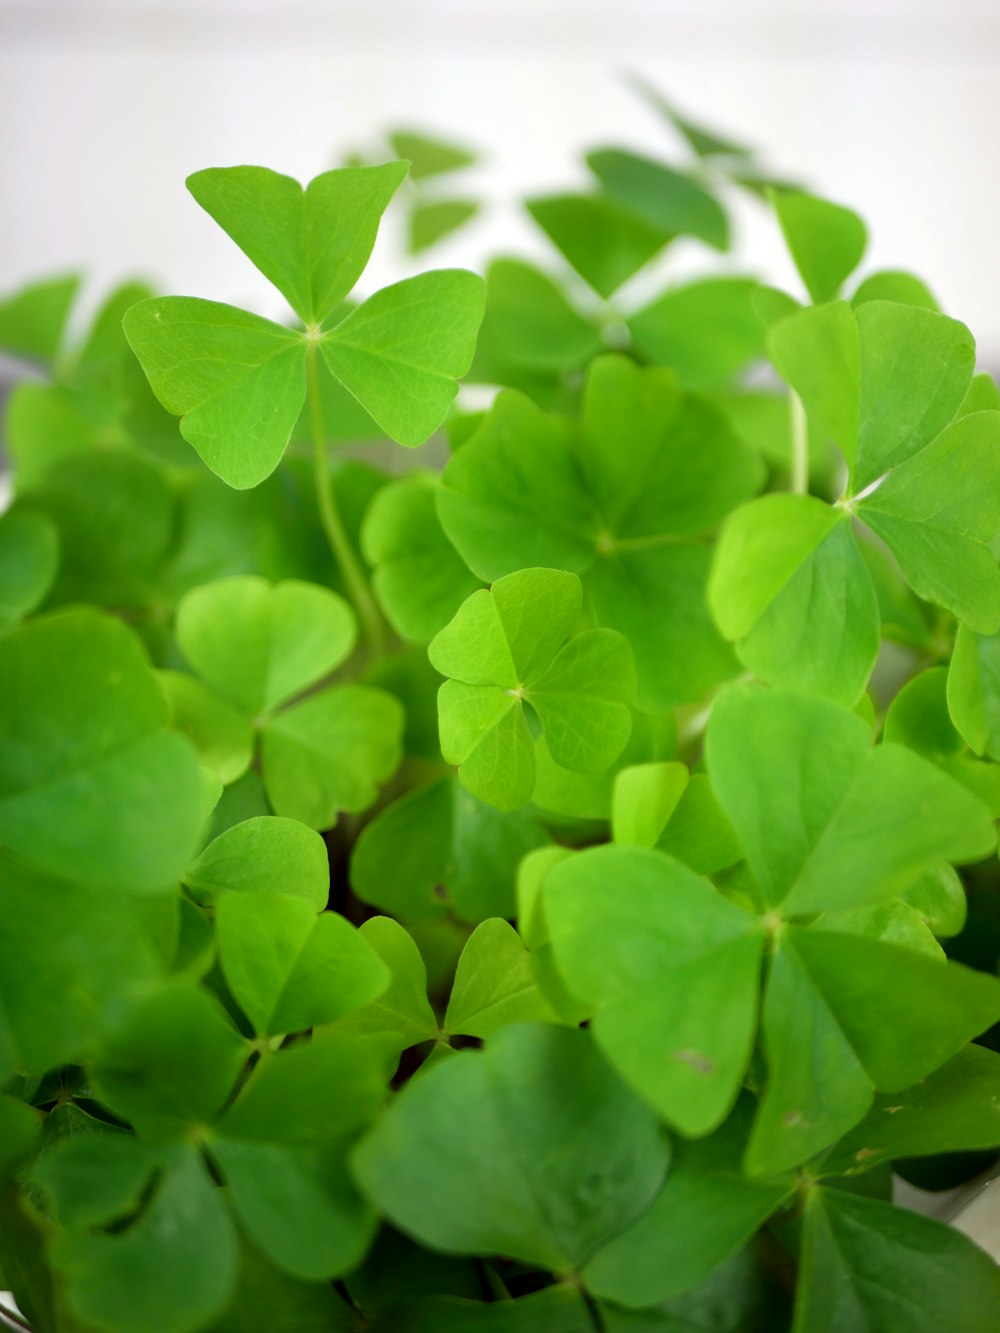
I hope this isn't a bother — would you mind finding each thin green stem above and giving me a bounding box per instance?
[789,390,809,495]
[306,345,385,654]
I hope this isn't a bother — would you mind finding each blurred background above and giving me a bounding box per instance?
[2,0,1000,357]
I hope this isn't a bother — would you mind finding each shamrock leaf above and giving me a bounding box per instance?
[428,568,635,810]
[543,845,764,1136]
[0,608,204,892]
[442,919,562,1040]
[387,128,477,179]
[818,1043,1000,1179]
[215,892,389,1036]
[772,189,868,304]
[124,164,485,487]
[525,194,671,299]
[626,277,767,388]
[583,1099,792,1307]
[747,926,1000,1175]
[50,1143,238,1333]
[438,355,762,708]
[183,816,330,909]
[350,775,550,921]
[208,1037,385,1279]
[792,1186,1000,1333]
[361,472,483,644]
[710,494,880,706]
[948,621,1000,759]
[705,684,995,915]
[323,917,439,1056]
[176,576,404,828]
[0,508,58,634]
[351,1024,669,1271]
[586,148,729,250]
[0,271,80,364]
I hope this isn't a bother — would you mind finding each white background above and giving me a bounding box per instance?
[1,1,999,352]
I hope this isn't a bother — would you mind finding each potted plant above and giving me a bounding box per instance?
[1,92,1000,1332]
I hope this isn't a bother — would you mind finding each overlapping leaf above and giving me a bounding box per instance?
[438,355,762,708]
[174,575,403,827]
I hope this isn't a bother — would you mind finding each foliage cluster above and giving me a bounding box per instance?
[2,91,1000,1332]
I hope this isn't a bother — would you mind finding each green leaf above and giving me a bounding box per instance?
[772,190,867,303]
[627,278,766,387]
[479,258,603,370]
[409,199,479,253]
[123,297,307,488]
[159,670,255,787]
[626,74,753,159]
[204,1236,357,1332]
[851,270,938,311]
[91,982,249,1132]
[706,684,995,915]
[544,846,763,1135]
[33,1133,155,1230]
[29,449,173,608]
[709,494,879,705]
[583,1100,792,1306]
[0,271,79,362]
[216,892,389,1036]
[587,149,728,250]
[821,1044,1000,1176]
[183,816,330,909]
[949,622,1000,758]
[211,1137,378,1282]
[323,917,439,1052]
[0,608,204,893]
[444,919,561,1039]
[611,762,689,848]
[362,472,482,643]
[351,776,550,921]
[260,683,404,828]
[0,508,58,634]
[525,193,670,299]
[654,775,742,877]
[900,864,967,938]
[0,1096,40,1180]
[857,411,1000,632]
[187,162,408,324]
[747,928,1000,1174]
[438,357,762,709]
[883,667,962,757]
[177,575,357,716]
[767,302,859,466]
[388,129,477,179]
[793,1186,1000,1333]
[0,854,163,1076]
[320,270,486,446]
[216,1034,386,1143]
[55,1144,238,1333]
[430,569,634,809]
[351,1024,669,1270]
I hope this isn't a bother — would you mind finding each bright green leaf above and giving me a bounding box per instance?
[772,190,867,304]
[183,816,330,909]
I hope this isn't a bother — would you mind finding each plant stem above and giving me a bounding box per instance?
[306,345,385,654]
[789,389,809,495]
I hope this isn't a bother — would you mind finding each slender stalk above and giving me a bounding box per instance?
[789,389,809,495]
[306,344,385,654]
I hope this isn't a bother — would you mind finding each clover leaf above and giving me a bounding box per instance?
[428,567,635,810]
[0,608,205,892]
[175,575,404,827]
[792,1187,1000,1333]
[351,1024,669,1271]
[124,164,485,487]
[705,684,996,915]
[350,775,551,920]
[438,355,762,708]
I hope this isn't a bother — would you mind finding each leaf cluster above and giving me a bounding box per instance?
[2,81,1000,1333]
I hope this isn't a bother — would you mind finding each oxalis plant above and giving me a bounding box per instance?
[3,94,1000,1333]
